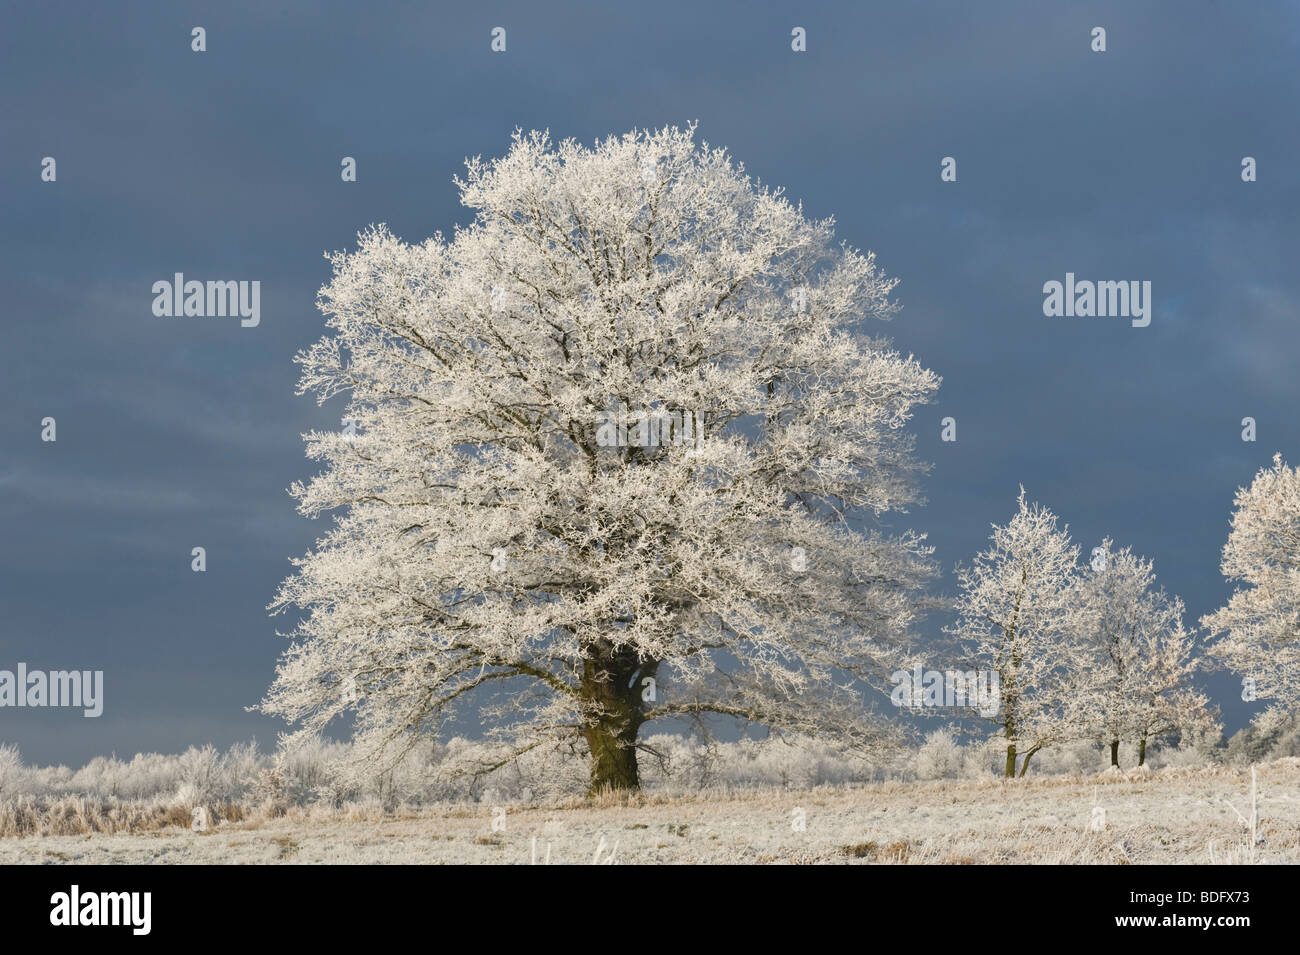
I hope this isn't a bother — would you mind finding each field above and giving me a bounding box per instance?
[3,758,1296,865]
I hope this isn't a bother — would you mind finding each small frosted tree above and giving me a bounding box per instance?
[948,489,1086,777]
[260,124,941,793]
[1128,621,1218,766]
[1202,453,1300,732]
[1076,539,1215,767]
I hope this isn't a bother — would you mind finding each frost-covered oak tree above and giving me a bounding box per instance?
[1076,540,1214,767]
[1203,454,1300,732]
[261,125,940,793]
[948,490,1088,777]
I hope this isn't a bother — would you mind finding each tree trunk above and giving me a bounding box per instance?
[579,640,647,794]
[1018,744,1041,777]
[584,719,640,793]
[1004,743,1017,779]
[1138,737,1147,766]
[1110,738,1120,768]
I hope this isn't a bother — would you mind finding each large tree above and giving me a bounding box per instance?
[1202,453,1300,732]
[261,125,940,793]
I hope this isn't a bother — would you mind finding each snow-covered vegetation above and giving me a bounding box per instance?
[6,126,1298,865]
[2,753,1295,864]
[1202,453,1300,732]
[2,715,1298,838]
[263,124,941,795]
[947,492,1219,777]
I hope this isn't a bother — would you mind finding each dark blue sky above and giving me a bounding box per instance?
[3,1,1297,764]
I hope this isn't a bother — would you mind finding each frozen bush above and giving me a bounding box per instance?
[175,745,222,805]
[0,744,25,799]
[915,730,964,780]
[1034,740,1104,776]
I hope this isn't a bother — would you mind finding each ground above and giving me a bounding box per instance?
[3,760,1297,864]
